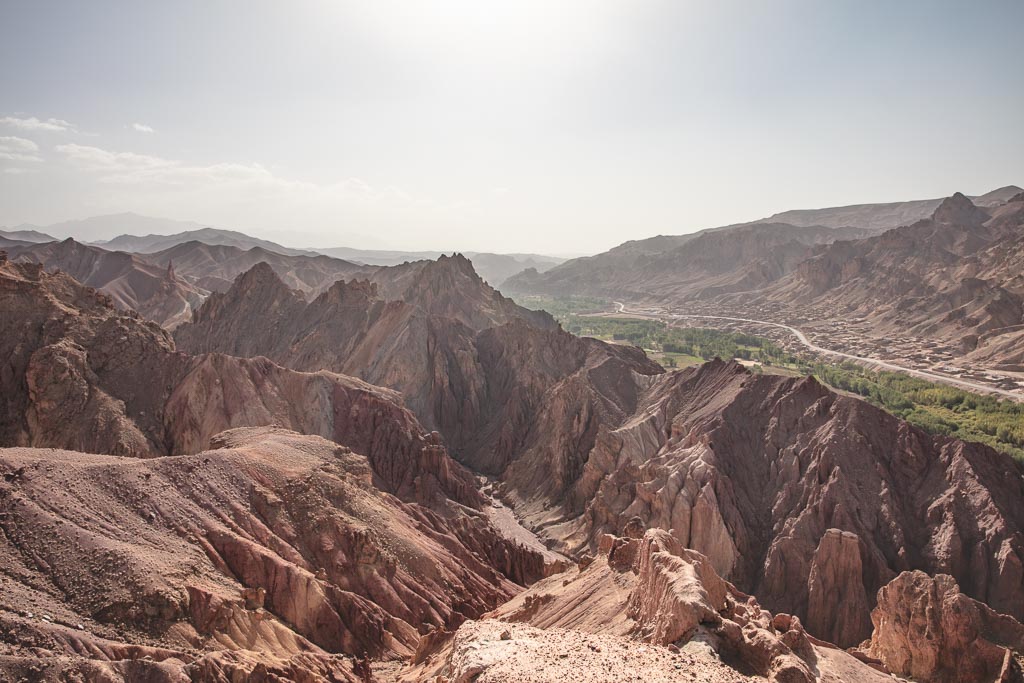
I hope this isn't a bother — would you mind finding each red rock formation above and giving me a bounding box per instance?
[0,428,545,681]
[0,258,560,679]
[8,236,1024,680]
[805,529,872,647]
[521,359,1024,649]
[172,259,662,474]
[0,258,484,509]
[866,571,1024,683]
[6,237,206,329]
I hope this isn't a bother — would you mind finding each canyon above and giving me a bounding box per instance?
[2,196,1024,681]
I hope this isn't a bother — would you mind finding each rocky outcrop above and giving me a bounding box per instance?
[625,531,729,645]
[173,259,662,473]
[620,529,816,682]
[805,529,872,647]
[866,571,1024,683]
[6,237,206,328]
[422,526,893,683]
[529,359,1024,649]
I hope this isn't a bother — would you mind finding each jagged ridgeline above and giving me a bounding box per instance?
[2,215,1024,681]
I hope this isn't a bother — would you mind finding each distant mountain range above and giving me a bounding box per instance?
[754,185,1022,230]
[1,213,567,287]
[6,187,1024,368]
[505,184,1024,371]
[99,226,313,257]
[0,228,56,244]
[312,246,564,285]
[12,213,214,243]
[3,237,366,328]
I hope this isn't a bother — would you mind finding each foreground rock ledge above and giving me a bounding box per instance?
[405,527,895,682]
[867,570,1024,683]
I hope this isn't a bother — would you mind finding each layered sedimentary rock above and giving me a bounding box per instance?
[867,571,1024,682]
[173,257,662,472]
[0,428,545,682]
[511,358,1024,649]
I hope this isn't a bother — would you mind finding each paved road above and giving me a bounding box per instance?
[610,302,1022,400]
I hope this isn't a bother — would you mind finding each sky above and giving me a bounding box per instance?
[1,0,1022,255]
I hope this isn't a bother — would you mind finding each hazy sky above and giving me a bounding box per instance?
[1,1,1022,254]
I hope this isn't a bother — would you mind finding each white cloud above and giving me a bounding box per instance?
[0,116,76,132]
[3,167,39,175]
[0,137,39,152]
[131,123,155,133]
[56,144,396,198]
[0,136,43,162]
[56,143,176,176]
[52,143,460,238]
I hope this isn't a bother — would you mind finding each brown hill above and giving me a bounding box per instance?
[145,239,365,297]
[173,257,658,472]
[757,184,1022,231]
[503,222,871,301]
[5,238,205,328]
[0,428,546,682]
[753,192,1024,360]
[504,186,1023,303]
[95,223,308,255]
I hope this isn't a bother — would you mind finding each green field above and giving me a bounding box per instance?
[524,304,1024,462]
[803,361,1024,461]
[514,294,611,321]
[561,316,801,368]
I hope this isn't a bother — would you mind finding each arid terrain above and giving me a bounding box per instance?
[3,192,1024,682]
[5,0,1024,678]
